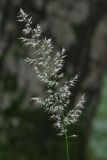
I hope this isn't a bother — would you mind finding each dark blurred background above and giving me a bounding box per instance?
[0,0,107,160]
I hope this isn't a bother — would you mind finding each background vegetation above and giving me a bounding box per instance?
[0,0,107,160]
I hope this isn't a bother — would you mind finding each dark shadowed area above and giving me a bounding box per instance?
[0,0,107,160]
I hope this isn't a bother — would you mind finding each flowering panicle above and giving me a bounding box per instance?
[18,9,85,136]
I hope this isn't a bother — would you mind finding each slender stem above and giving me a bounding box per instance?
[62,119,70,160]
[62,112,70,160]
[65,129,70,160]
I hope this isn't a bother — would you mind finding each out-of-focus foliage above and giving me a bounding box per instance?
[0,0,107,160]
[46,0,90,48]
[90,74,107,160]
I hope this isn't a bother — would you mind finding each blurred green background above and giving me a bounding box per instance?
[0,0,107,160]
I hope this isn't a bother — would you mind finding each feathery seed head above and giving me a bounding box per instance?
[18,9,85,136]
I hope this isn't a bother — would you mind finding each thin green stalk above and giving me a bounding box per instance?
[62,113,70,160]
[65,129,69,160]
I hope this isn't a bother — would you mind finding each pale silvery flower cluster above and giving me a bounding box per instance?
[18,9,85,136]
